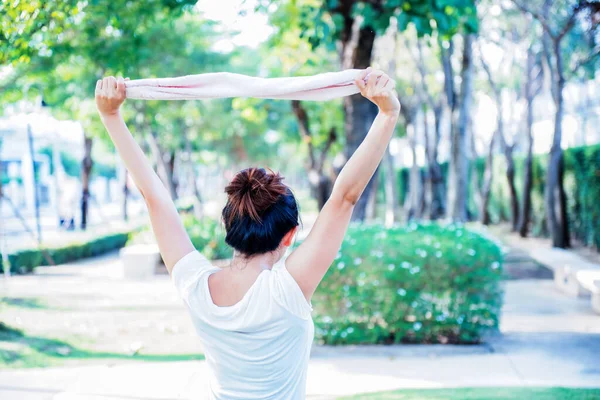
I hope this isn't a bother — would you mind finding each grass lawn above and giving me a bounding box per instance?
[0,322,204,369]
[1,291,205,369]
[340,387,600,400]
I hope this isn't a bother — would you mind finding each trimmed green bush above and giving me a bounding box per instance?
[0,232,132,274]
[312,223,503,345]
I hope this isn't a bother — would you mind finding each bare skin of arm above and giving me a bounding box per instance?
[95,76,194,273]
[286,67,401,300]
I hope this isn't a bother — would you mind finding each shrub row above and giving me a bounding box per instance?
[397,143,600,250]
[312,223,503,345]
[128,215,232,261]
[0,232,132,274]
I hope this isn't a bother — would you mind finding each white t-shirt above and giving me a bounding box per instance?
[172,251,314,400]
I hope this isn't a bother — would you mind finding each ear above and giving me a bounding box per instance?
[282,226,298,247]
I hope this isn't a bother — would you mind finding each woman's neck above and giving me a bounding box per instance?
[229,251,281,273]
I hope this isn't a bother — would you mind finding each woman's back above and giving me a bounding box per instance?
[173,251,314,400]
[96,68,399,398]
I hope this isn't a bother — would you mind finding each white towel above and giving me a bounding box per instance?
[125,70,363,101]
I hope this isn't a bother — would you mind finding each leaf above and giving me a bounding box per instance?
[397,12,410,32]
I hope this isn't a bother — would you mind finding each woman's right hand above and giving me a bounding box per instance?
[95,76,128,117]
[355,67,400,116]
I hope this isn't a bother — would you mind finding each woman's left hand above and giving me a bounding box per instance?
[355,67,400,116]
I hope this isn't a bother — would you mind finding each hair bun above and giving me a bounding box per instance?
[225,168,288,223]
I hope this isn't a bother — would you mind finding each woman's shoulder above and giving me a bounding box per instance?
[171,250,218,298]
[268,262,313,320]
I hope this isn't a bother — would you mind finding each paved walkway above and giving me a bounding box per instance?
[1,250,600,399]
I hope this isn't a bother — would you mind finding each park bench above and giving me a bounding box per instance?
[119,244,161,280]
[528,247,600,314]
[591,280,600,314]
[527,247,598,296]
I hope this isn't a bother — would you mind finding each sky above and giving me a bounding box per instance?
[195,0,273,52]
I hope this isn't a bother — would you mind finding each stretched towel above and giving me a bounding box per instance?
[125,70,363,101]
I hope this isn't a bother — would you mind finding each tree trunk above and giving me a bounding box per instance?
[440,40,456,111]
[480,46,520,230]
[147,131,178,200]
[291,100,336,211]
[518,105,534,237]
[410,38,446,220]
[470,134,482,219]
[366,169,380,221]
[383,147,400,227]
[429,106,445,220]
[341,23,379,221]
[481,132,497,225]
[122,169,129,222]
[447,34,474,222]
[405,124,423,221]
[545,41,570,248]
[80,136,93,230]
[184,132,203,220]
[311,173,333,211]
[518,50,539,237]
[504,146,519,230]
[421,104,432,218]
[167,151,178,200]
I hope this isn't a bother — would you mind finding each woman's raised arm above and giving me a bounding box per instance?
[286,68,400,300]
[95,76,194,272]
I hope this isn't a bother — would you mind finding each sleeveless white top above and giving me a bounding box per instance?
[172,251,314,400]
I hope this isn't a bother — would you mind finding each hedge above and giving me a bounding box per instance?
[128,214,232,261]
[312,223,503,345]
[0,232,132,274]
[397,143,600,250]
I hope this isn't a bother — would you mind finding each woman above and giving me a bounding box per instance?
[95,67,400,399]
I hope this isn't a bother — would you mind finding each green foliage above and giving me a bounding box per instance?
[260,0,478,52]
[129,215,232,261]
[341,387,600,400]
[35,146,78,177]
[477,144,600,247]
[36,146,116,179]
[0,0,80,65]
[563,144,600,249]
[398,143,600,250]
[312,223,503,345]
[0,232,132,274]
[182,215,232,261]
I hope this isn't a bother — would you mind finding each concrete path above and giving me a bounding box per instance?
[1,256,600,399]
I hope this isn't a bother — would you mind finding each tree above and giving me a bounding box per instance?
[0,0,79,65]
[446,33,475,222]
[261,0,478,220]
[404,35,447,220]
[518,48,545,237]
[512,0,599,247]
[3,2,216,228]
[257,20,345,210]
[479,131,497,225]
[479,41,520,230]
[291,101,339,209]
[399,96,424,221]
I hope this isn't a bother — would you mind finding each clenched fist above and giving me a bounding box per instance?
[95,76,128,117]
[354,67,400,116]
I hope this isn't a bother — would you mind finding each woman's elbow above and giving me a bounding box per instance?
[142,186,171,209]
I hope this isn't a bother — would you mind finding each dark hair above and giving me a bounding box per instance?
[222,167,299,256]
